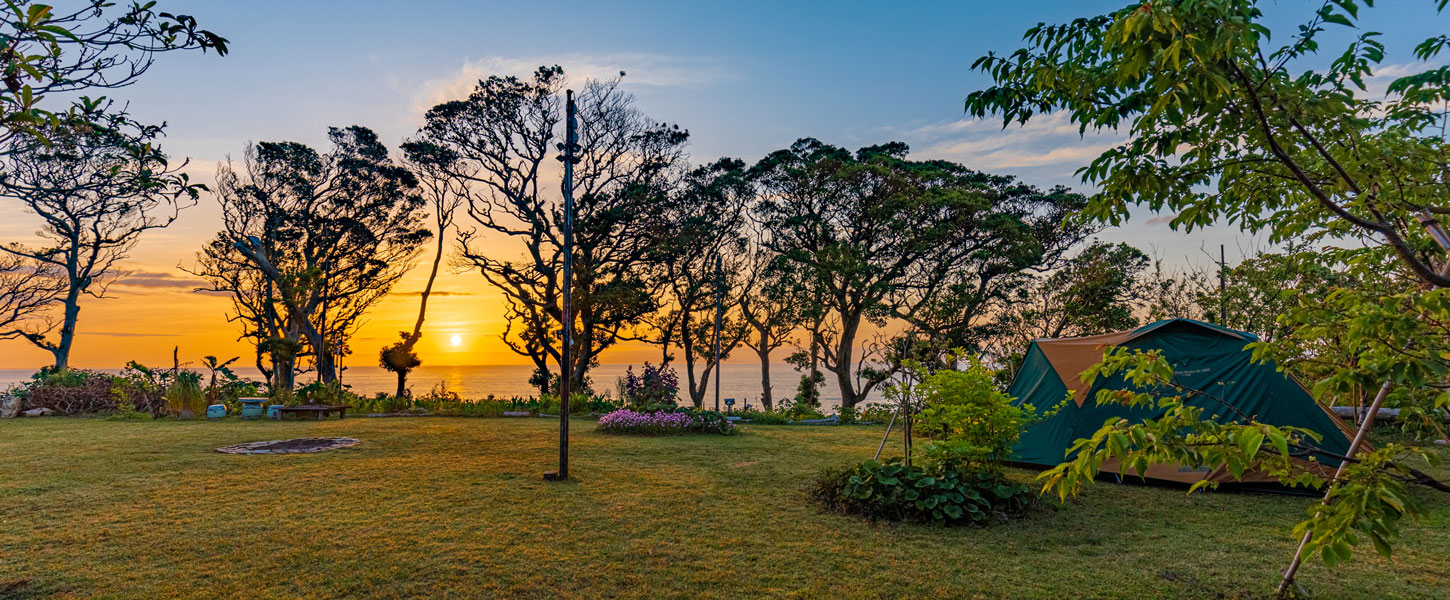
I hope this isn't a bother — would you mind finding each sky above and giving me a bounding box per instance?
[0,0,1445,369]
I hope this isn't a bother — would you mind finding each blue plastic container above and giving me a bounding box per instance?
[206,404,226,420]
[240,398,266,420]
[266,405,281,420]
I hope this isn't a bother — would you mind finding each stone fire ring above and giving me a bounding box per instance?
[215,437,359,455]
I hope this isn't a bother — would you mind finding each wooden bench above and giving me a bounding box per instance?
[276,405,348,420]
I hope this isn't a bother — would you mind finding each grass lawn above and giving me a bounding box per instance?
[1,417,1447,599]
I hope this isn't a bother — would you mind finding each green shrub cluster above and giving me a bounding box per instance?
[811,459,1034,525]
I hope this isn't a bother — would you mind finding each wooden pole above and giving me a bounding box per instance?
[546,90,579,482]
[713,254,724,412]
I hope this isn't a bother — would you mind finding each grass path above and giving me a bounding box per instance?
[1,417,1446,599]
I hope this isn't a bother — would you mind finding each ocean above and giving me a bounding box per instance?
[0,363,886,410]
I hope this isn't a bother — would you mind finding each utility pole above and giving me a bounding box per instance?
[546,90,580,482]
[1219,244,1227,324]
[713,254,724,412]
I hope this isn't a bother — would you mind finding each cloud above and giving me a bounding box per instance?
[1145,213,1178,226]
[391,290,475,297]
[113,270,206,290]
[86,331,182,338]
[413,53,734,114]
[889,111,1125,178]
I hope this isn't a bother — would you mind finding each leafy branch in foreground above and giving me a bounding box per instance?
[1040,348,1443,566]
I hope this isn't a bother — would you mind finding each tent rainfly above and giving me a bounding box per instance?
[1008,318,1357,487]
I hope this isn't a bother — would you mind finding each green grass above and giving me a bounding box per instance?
[1,418,1446,599]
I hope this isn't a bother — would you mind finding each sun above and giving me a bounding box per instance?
[449,334,462,347]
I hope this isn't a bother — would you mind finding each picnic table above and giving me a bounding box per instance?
[276,405,348,420]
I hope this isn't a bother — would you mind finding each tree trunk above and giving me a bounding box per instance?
[833,318,865,410]
[395,370,407,399]
[756,328,774,411]
[51,288,81,370]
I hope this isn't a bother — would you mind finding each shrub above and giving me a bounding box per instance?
[596,408,736,435]
[21,368,124,415]
[164,371,206,418]
[911,356,1035,472]
[738,407,792,425]
[811,459,1034,525]
[623,363,679,411]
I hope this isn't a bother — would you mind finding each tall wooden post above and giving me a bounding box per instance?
[546,90,579,482]
[713,254,724,412]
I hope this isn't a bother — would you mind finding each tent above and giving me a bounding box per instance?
[1007,318,1356,487]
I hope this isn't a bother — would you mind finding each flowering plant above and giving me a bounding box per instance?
[597,408,735,435]
[623,363,679,411]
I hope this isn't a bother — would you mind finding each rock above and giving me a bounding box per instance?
[1436,439,1448,447]
[0,394,19,419]
[21,407,53,417]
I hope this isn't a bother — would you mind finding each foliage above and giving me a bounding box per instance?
[0,118,202,369]
[735,407,792,425]
[0,1,225,146]
[811,459,1034,525]
[990,241,1149,368]
[641,158,753,408]
[192,126,430,390]
[596,408,736,436]
[163,371,205,418]
[622,363,679,411]
[1038,348,1443,566]
[19,368,118,415]
[754,139,1093,408]
[410,67,687,391]
[913,356,1035,471]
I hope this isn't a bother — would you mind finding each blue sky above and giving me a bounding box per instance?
[2,0,1446,368]
[114,1,1446,256]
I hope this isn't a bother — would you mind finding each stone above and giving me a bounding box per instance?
[0,394,19,419]
[21,407,53,417]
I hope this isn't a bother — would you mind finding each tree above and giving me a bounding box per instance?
[193,127,429,391]
[643,158,753,408]
[411,67,688,391]
[965,0,1450,588]
[376,141,464,398]
[0,1,226,145]
[753,138,1091,409]
[738,243,809,411]
[1,120,200,368]
[0,253,62,342]
[989,241,1149,370]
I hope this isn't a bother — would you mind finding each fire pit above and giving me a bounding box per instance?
[215,437,359,455]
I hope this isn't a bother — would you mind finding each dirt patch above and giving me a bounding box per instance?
[215,437,359,455]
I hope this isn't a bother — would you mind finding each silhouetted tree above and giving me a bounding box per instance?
[0,120,200,368]
[377,141,463,398]
[643,158,753,408]
[193,127,429,390]
[411,66,687,391]
[753,139,1091,408]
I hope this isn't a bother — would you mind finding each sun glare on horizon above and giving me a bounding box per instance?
[449,334,463,347]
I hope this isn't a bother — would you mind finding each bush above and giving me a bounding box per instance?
[811,459,1034,525]
[164,371,206,418]
[20,368,125,416]
[737,407,792,425]
[596,408,736,435]
[623,363,679,411]
[911,356,1035,471]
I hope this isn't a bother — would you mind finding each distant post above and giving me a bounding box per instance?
[1218,244,1226,324]
[546,90,580,482]
[713,254,724,412]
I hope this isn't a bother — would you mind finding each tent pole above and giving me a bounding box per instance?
[873,409,898,461]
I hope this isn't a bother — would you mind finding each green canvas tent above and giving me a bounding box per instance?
[1008,319,1356,486]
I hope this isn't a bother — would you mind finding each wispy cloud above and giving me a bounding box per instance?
[391,290,475,297]
[113,270,206,290]
[887,112,1125,177]
[86,331,182,338]
[412,53,734,114]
